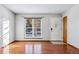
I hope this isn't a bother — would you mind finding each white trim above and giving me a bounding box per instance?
[49,39,63,42]
[32,19,34,38]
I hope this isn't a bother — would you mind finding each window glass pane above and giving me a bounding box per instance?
[26,19,32,27]
[34,19,41,28]
[2,19,9,41]
[34,19,41,37]
[0,19,1,38]
[2,20,9,35]
[26,19,32,37]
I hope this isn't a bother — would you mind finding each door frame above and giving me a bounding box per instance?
[63,16,67,43]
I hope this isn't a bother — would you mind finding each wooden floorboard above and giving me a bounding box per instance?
[0,41,79,54]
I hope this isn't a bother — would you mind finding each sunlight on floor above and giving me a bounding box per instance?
[25,44,42,54]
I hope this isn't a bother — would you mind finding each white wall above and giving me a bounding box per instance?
[0,5,15,47]
[0,15,2,47]
[15,14,63,41]
[62,5,79,48]
[50,15,63,41]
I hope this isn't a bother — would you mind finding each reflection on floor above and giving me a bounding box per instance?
[0,41,79,54]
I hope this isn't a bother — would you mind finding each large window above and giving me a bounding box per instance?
[0,19,2,40]
[2,18,9,45]
[25,17,42,38]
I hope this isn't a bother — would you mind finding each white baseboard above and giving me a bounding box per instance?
[49,39,63,42]
[0,40,15,48]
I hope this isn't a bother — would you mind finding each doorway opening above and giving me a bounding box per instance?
[63,16,67,43]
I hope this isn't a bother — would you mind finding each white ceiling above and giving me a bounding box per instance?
[4,4,74,14]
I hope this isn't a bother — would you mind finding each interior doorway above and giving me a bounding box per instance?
[63,16,67,43]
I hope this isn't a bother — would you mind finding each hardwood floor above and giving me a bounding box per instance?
[0,41,79,54]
